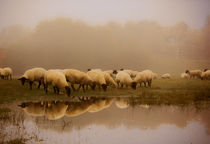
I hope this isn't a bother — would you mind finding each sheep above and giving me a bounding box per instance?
[64,69,93,92]
[133,70,154,87]
[1,67,12,80]
[45,101,68,120]
[185,70,202,79]
[103,72,117,88]
[181,73,190,79]
[44,70,71,97]
[18,67,46,89]
[120,69,138,79]
[87,70,107,91]
[161,73,171,79]
[115,71,136,89]
[201,70,210,80]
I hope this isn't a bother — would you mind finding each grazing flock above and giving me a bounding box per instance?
[0,67,210,97]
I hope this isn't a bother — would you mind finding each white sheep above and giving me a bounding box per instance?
[161,73,171,79]
[1,67,12,80]
[115,71,136,89]
[133,70,154,87]
[103,72,117,88]
[44,70,71,96]
[64,69,93,92]
[185,70,202,79]
[18,67,46,89]
[120,69,138,79]
[181,73,190,79]
[201,70,210,80]
[87,70,107,91]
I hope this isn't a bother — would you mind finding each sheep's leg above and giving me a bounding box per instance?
[56,87,60,94]
[37,81,41,89]
[144,82,147,87]
[121,84,123,88]
[29,81,33,90]
[82,85,86,92]
[71,84,76,91]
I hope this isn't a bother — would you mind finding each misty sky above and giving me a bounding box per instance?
[0,0,210,29]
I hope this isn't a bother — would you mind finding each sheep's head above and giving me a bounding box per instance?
[131,82,137,90]
[185,70,190,74]
[101,84,107,92]
[204,69,208,72]
[120,68,124,71]
[113,70,118,74]
[65,86,71,97]
[87,68,91,71]
[18,77,28,85]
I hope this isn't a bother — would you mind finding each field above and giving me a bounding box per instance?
[0,78,210,105]
[1,78,210,144]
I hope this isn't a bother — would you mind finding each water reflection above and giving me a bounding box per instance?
[1,97,210,144]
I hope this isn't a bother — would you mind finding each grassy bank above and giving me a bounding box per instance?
[0,78,210,104]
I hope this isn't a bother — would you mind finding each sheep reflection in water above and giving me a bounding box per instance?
[19,97,115,120]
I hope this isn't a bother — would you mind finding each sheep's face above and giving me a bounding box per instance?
[65,86,71,97]
[204,69,208,72]
[18,77,27,85]
[185,70,190,74]
[131,82,137,90]
[87,68,91,71]
[113,70,118,74]
[101,84,107,92]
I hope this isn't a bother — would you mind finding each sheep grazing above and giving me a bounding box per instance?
[44,70,71,97]
[161,73,171,79]
[63,69,93,92]
[201,70,210,80]
[133,70,154,87]
[87,70,107,91]
[185,70,202,79]
[18,67,46,89]
[1,67,12,80]
[116,71,136,89]
[181,73,190,79]
[103,72,117,88]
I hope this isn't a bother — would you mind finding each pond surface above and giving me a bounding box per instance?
[1,97,210,144]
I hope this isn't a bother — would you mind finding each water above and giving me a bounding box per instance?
[1,97,210,144]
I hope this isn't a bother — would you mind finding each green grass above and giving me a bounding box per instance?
[0,78,210,105]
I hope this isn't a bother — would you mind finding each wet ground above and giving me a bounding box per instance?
[1,97,210,144]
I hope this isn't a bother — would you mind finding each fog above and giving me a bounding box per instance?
[0,17,209,75]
